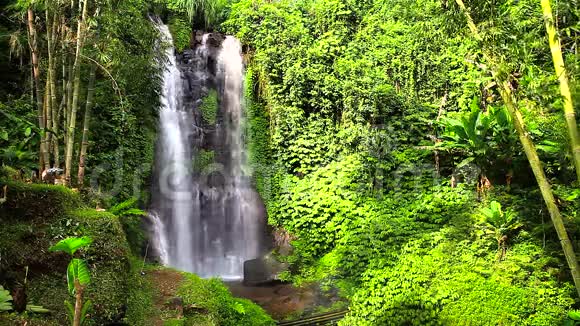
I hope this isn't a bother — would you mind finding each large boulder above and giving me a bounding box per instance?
[243,254,289,286]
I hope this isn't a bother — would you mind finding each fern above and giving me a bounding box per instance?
[109,198,138,215]
[109,198,145,217]
[0,286,12,311]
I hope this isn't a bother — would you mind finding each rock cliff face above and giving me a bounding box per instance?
[176,31,223,150]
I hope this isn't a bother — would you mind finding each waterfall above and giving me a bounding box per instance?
[150,22,197,272]
[149,22,265,280]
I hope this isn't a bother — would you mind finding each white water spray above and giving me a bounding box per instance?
[149,23,265,280]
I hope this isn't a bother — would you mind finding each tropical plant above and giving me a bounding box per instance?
[478,201,522,259]
[440,100,513,162]
[440,100,494,168]
[166,0,230,28]
[0,286,13,312]
[0,146,37,171]
[455,0,580,297]
[110,198,147,255]
[49,236,93,326]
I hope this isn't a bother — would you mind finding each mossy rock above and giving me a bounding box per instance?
[0,180,82,221]
[0,182,133,325]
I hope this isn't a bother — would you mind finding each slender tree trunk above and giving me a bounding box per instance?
[65,0,89,186]
[27,8,49,173]
[78,65,96,188]
[455,0,580,298]
[540,0,580,181]
[73,280,84,326]
[55,52,69,168]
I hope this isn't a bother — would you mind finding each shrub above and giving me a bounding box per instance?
[177,274,274,326]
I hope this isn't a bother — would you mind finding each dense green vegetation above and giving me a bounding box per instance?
[0,171,271,325]
[2,0,580,324]
[227,0,580,324]
[177,274,274,325]
[0,176,134,325]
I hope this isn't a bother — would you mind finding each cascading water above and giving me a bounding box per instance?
[149,21,266,280]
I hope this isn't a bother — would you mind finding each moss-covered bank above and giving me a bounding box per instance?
[0,180,133,325]
[0,177,274,325]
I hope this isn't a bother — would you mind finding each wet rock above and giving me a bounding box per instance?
[206,33,225,48]
[243,254,289,286]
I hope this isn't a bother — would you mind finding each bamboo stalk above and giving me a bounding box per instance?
[66,57,73,146]
[540,0,580,182]
[77,65,96,188]
[47,10,60,168]
[27,8,49,173]
[64,0,89,185]
[45,77,52,162]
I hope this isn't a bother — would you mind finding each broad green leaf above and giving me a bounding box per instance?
[569,311,580,321]
[67,259,91,294]
[65,300,74,325]
[456,157,475,169]
[50,236,93,256]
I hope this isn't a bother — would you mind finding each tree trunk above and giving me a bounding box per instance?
[540,0,580,182]
[55,53,68,169]
[27,8,49,174]
[78,65,96,189]
[64,0,89,186]
[455,0,580,298]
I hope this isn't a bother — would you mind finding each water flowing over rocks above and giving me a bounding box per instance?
[148,22,268,280]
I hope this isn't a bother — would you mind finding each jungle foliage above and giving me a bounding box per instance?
[2,0,580,324]
[226,0,580,324]
[0,0,161,204]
